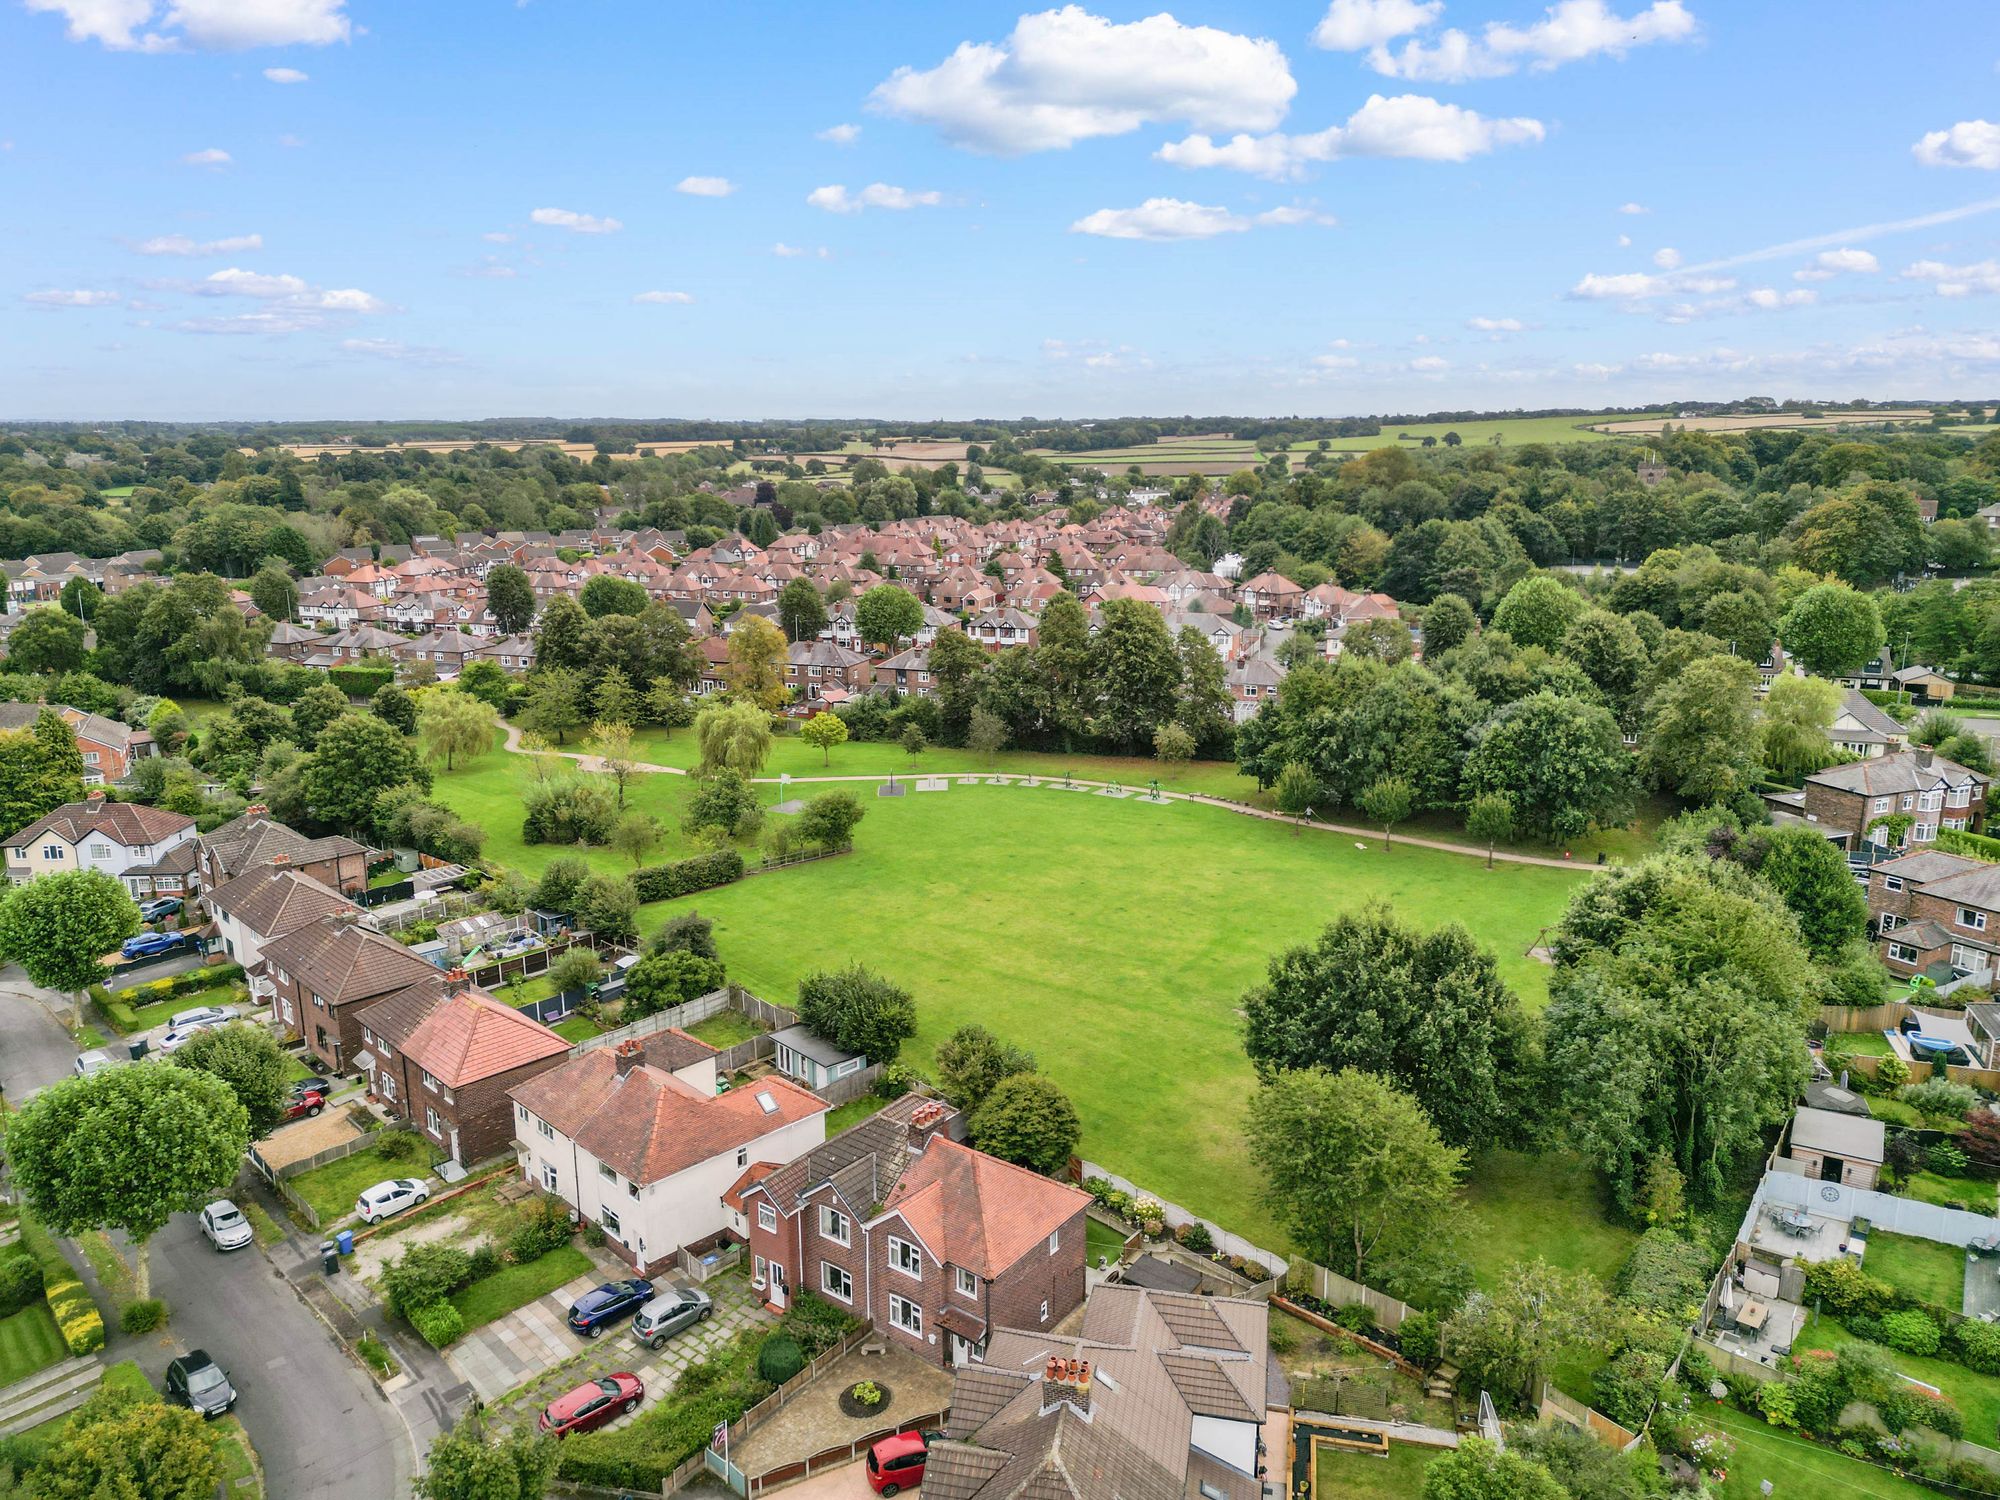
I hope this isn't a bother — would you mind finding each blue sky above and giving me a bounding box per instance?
[2,0,1998,420]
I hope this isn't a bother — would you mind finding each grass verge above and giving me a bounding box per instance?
[450,1245,594,1331]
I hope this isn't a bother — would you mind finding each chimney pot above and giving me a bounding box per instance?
[245,804,268,817]
[614,1039,644,1078]
[269,853,290,866]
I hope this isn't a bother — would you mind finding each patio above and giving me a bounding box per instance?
[1746,1203,1856,1264]
[728,1344,954,1481]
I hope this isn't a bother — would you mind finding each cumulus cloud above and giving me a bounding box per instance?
[23,288,122,307]
[1409,355,1450,372]
[633,290,695,304]
[1467,315,1524,332]
[1618,201,1648,214]
[185,266,387,326]
[1652,247,1681,269]
[1067,197,1332,240]
[773,243,832,258]
[181,147,231,166]
[1914,120,2000,170]
[135,232,262,255]
[530,207,622,234]
[262,66,307,82]
[869,5,1295,154]
[1156,92,1543,178]
[1311,0,1441,50]
[1793,247,1878,281]
[1903,258,2000,297]
[1369,0,1697,83]
[675,176,735,197]
[1745,287,1816,309]
[817,123,861,145]
[807,183,943,213]
[25,0,352,50]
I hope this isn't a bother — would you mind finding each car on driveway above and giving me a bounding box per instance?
[158,1016,225,1054]
[867,1432,933,1496]
[166,1003,233,1031]
[121,930,186,960]
[354,1178,429,1225]
[632,1283,711,1349]
[140,896,184,921]
[293,1075,335,1099]
[281,1088,327,1122]
[199,1199,253,1252]
[73,1049,122,1077]
[537,1372,644,1436]
[165,1350,237,1418]
[566,1278,655,1339]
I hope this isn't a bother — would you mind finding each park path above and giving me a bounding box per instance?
[497,723,1585,872]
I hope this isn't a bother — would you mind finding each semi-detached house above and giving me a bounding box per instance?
[1801,747,1988,853]
[260,910,439,1073]
[1867,849,2000,980]
[4,793,195,889]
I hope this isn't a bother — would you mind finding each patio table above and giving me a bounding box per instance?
[1737,1300,1770,1334]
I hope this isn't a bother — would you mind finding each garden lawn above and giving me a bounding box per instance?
[1896,1171,1997,1213]
[685,1010,765,1049]
[1704,1406,1936,1500]
[0,1304,67,1386]
[1867,1231,1966,1309]
[287,1144,428,1228]
[553,1015,604,1044]
[1459,1149,1637,1292]
[450,1246,593,1331]
[1836,1031,1894,1056]
[1311,1441,1441,1499]
[1085,1217,1128,1267]
[822,1095,890,1136]
[98,981,248,1036]
[1795,1316,2000,1443]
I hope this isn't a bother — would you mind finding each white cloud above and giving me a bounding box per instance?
[1793,247,1877,281]
[135,232,262,255]
[1745,287,1816,309]
[339,338,460,366]
[277,133,305,148]
[1369,0,1697,83]
[1067,196,1332,240]
[869,5,1295,155]
[772,243,832,259]
[530,207,623,234]
[675,176,735,197]
[1312,352,1359,368]
[1903,258,2000,297]
[1618,201,1648,214]
[1467,315,1524,332]
[25,0,352,50]
[1311,0,1441,50]
[1914,120,2000,170]
[1616,233,1632,246]
[483,232,513,244]
[1652,246,1681,269]
[1409,355,1450,372]
[262,66,307,83]
[195,266,385,315]
[633,290,695,304]
[200,267,307,298]
[807,183,943,214]
[181,147,231,166]
[23,288,122,307]
[1156,92,1542,178]
[817,123,861,145]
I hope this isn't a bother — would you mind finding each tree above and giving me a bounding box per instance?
[653,911,718,959]
[4,605,89,675]
[1779,582,1885,677]
[967,706,1008,761]
[521,667,587,745]
[610,810,662,867]
[682,769,762,839]
[575,873,638,944]
[796,965,916,1062]
[1491,575,1584,651]
[1153,720,1195,773]
[592,667,640,729]
[1359,775,1414,848]
[928,627,990,744]
[418,687,499,772]
[855,584,924,652]
[579,574,649,619]
[288,680,351,751]
[1463,690,1633,843]
[778,577,829,643]
[901,723,928,761]
[935,1024,1036,1112]
[485,564,536,636]
[622,950,726,1018]
[800,710,849,767]
[1759,672,1841,781]
[248,561,298,622]
[545,947,603,998]
[9,1065,248,1297]
[1174,626,1233,749]
[1420,1438,1565,1500]
[533,594,602,675]
[0,868,140,1029]
[795,790,865,849]
[456,658,516,712]
[1751,824,1870,959]
[1639,654,1760,802]
[592,719,640,809]
[695,701,773,777]
[1559,610,1649,705]
[0,711,85,835]
[1422,594,1477,656]
[1465,791,1514,869]
[728,615,790,712]
[1245,1067,1464,1291]
[171,1021,289,1138]
[1090,598,1181,751]
[414,1406,559,1500]
[970,1073,1081,1175]
[303,713,429,832]
[372,681,418,734]
[1344,617,1415,664]
[1274,761,1319,817]
[30,1382,221,1500]
[1442,1260,1611,1410]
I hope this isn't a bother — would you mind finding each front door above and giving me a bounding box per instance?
[948,1333,973,1367]
[767,1264,787,1311]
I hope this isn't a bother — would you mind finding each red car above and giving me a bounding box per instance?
[866,1432,930,1496]
[538,1373,643,1437]
[282,1089,327,1122]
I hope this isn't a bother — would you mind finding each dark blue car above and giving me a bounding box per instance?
[122,930,187,960]
[566,1278,654,1339]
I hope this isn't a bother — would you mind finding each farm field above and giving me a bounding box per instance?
[1294,414,1657,452]
[1590,408,1933,435]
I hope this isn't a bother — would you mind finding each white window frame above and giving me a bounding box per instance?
[1952,945,1993,974]
[757,1202,777,1233]
[888,1236,922,1279]
[955,1267,977,1299]
[600,1206,622,1241]
[889,1295,922,1336]
[541,1162,559,1191]
[821,1262,853,1303]
[1883,875,1904,893]
[820,1206,851,1247]
[1961,908,1989,932]
[1881,913,1904,932]
[1047,1230,1060,1256]
[1888,942,1921,964]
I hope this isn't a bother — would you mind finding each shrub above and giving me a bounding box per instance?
[328,665,395,697]
[630,850,745,903]
[382,1244,473,1320]
[410,1300,464,1349]
[1756,1380,1799,1429]
[19,1215,103,1355]
[1617,1229,1712,1320]
[582,1221,607,1249]
[376,1130,428,1163]
[874,1062,921,1100]
[780,1292,859,1357]
[1176,1221,1214,1255]
[0,1254,43,1319]
[1803,1257,1894,1320]
[850,1380,884,1409]
[1878,1054,1912,1088]
[1903,1079,1979,1121]
[118,1298,166,1334]
[1396,1309,1440,1368]
[522,773,618,846]
[1953,1318,2000,1374]
[1931,1141,1972,1177]
[507,1196,574,1263]
[756,1335,805,1384]
[1881,1309,1944,1356]
[1334,1303,1373,1334]
[468,1243,503,1281]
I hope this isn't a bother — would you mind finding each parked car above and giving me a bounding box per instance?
[537,1372,643,1436]
[354,1178,429,1225]
[292,1075,335,1099]
[157,1017,224,1054]
[165,1351,236,1418]
[565,1278,655,1339]
[166,1004,233,1031]
[73,1049,121,1077]
[632,1283,711,1349]
[199,1199,253,1252]
[281,1088,327,1122]
[140,896,184,921]
[867,1432,933,1496]
[121,930,186,960]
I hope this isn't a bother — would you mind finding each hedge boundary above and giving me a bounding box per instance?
[631,850,744,904]
[17,1214,105,1356]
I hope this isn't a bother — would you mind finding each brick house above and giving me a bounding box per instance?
[355,972,570,1167]
[786,640,873,708]
[196,809,373,899]
[874,646,932,697]
[205,862,359,973]
[260,911,439,1073]
[1865,849,2000,979]
[1800,747,1988,852]
[4,794,195,888]
[0,703,157,785]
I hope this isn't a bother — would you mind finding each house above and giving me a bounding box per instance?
[1785,1105,1885,1189]
[770,1025,867,1091]
[1829,690,1907,760]
[1866,849,2000,978]
[4,793,196,888]
[874,646,932,697]
[205,863,359,973]
[1800,747,1987,852]
[196,808,372,898]
[1237,571,1304,621]
[964,607,1038,650]
[260,911,440,1073]
[1225,657,1283,724]
[921,1284,1272,1500]
[0,704,156,785]
[785,641,872,709]
[355,971,570,1166]
[511,1034,828,1276]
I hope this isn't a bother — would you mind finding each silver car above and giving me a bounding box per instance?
[73,1049,121,1077]
[631,1283,711,1349]
[199,1199,253,1252]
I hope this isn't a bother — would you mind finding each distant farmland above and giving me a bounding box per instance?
[1588,408,1935,435]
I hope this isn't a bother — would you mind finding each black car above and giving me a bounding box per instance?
[165,1350,237,1418]
[566,1278,655,1338]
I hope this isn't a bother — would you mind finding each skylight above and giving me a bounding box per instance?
[755,1091,778,1114]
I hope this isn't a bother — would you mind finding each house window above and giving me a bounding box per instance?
[1952,945,1993,974]
[757,1203,777,1233]
[1902,794,1916,810]
[89,844,111,860]
[601,1207,621,1241]
[1047,1230,1060,1255]
[541,1163,559,1191]
[1040,1300,1049,1322]
[1201,1484,1228,1500]
[955,1267,977,1299]
[1881,914,1904,932]
[1888,942,1921,965]
[41,845,61,861]
[1950,788,1972,808]
[1961,909,1989,932]
[1921,791,1944,812]
[1884,875,1905,893]
[600,1163,618,1184]
[517,1104,528,1124]
[1872,798,1891,815]
[889,1237,921,1278]
[889,1295,922,1336]
[1917,824,1938,843]
[537,1118,554,1140]
[425,1106,443,1137]
[821,1207,850,1246]
[822,1263,853,1303]
[736,1147,749,1169]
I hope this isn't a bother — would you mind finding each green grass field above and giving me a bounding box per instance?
[287,1142,426,1228]
[1866,1232,1966,1308]
[685,1010,766,1049]
[450,1245,593,1331]
[1705,1406,1935,1499]
[0,1303,67,1386]
[1312,1441,1441,1498]
[1292,414,1661,453]
[1797,1316,2000,1441]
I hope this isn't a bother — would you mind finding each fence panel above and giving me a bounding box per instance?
[1075,1159,1290,1276]
[811,1063,883,1107]
[1538,1382,1639,1449]
[1288,1261,1410,1333]
[1820,1000,1913,1034]
[577,989,732,1053]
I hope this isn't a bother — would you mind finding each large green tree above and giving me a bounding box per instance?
[0,709,86,835]
[418,687,500,772]
[694,700,773,777]
[485,564,537,636]
[30,1383,221,1500]
[302,711,430,833]
[970,1073,1081,1176]
[533,593,602,674]
[935,1024,1036,1112]
[777,576,829,643]
[1421,1438,1566,1500]
[1779,582,1885,677]
[1462,689,1633,843]
[854,584,924,652]
[1089,597,1182,752]
[172,1021,290,1138]
[0,868,140,1028]
[5,605,89,674]
[1758,672,1841,781]
[1491,575,1584,651]
[1638,653,1760,802]
[414,1406,558,1500]
[1442,1260,1611,1411]
[796,965,916,1062]
[579,574,649,619]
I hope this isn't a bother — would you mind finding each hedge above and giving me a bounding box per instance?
[328,665,396,697]
[410,1300,464,1349]
[1938,827,2000,864]
[631,850,744,904]
[91,964,248,1031]
[0,1251,43,1319]
[18,1215,105,1356]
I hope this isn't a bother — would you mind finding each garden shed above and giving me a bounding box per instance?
[1785,1105,1886,1189]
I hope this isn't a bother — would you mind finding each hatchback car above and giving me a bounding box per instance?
[282,1088,327,1122]
[867,1432,931,1496]
[165,1351,236,1418]
[293,1075,335,1099]
[140,896,184,921]
[158,1017,224,1054]
[632,1283,711,1349]
[354,1178,429,1225]
[121,930,186,960]
[199,1199,253,1252]
[537,1372,643,1436]
[566,1278,655,1338]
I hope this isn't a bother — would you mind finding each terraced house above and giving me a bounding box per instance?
[1866,849,2000,980]
[260,910,438,1073]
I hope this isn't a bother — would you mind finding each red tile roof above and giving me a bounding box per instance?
[6,799,193,849]
[361,979,570,1086]
[874,1137,1090,1279]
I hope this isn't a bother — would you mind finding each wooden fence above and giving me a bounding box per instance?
[1820,1000,1914,1033]
[810,1062,884,1108]
[1831,1051,2000,1093]
[248,1124,402,1230]
[1074,1159,1290,1280]
[1282,1259,1411,1334]
[578,985,795,1055]
[1538,1382,1641,1451]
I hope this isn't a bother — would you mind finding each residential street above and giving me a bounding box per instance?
[0,969,414,1499]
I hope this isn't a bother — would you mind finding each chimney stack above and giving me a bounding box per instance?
[332,909,360,929]
[269,853,291,867]
[245,804,269,817]
[1916,745,1936,771]
[613,1039,644,1078]
[84,788,106,803]
[1041,1356,1092,1417]
[444,967,470,997]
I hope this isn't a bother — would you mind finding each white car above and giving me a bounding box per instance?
[167,1004,234,1031]
[158,1017,226,1054]
[354,1178,429,1225]
[199,1199,253,1252]
[73,1049,122,1077]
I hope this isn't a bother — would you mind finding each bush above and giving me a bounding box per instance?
[382,1244,473,1320]
[874,1063,921,1100]
[410,1300,464,1349]
[1397,1309,1440,1368]
[19,1215,103,1355]
[630,850,745,903]
[557,1330,774,1491]
[118,1298,166,1334]
[780,1292,859,1357]
[1334,1303,1373,1334]
[0,1254,43,1319]
[522,774,619,846]
[1617,1230,1712,1320]
[1952,1318,2000,1374]
[1903,1079,1979,1121]
[1803,1257,1894,1320]
[1878,1054,1912,1088]
[328,665,395,697]
[467,1243,503,1281]
[756,1335,806,1384]
[1881,1309,1944,1356]
[376,1130,428,1163]
[507,1196,574,1263]
[1932,1141,1972,1177]
[1176,1221,1214,1255]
